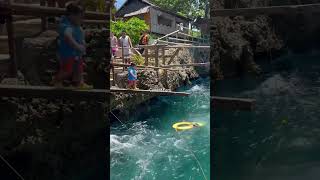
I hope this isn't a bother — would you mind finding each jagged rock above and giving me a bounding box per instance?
[17,28,107,86]
[212,6,283,78]
[115,72,128,88]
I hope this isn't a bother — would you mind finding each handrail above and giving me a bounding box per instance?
[0,2,109,20]
[156,29,180,42]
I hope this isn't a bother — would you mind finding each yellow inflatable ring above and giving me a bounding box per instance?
[172,122,194,131]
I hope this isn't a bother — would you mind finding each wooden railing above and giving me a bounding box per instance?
[0,0,109,78]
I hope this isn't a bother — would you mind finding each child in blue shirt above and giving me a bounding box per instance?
[52,2,91,89]
[128,63,137,89]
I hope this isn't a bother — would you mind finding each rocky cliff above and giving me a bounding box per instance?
[211,0,320,80]
[111,48,206,111]
[0,27,108,179]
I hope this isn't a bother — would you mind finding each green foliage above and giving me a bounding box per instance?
[149,0,208,19]
[191,30,201,38]
[111,17,149,45]
[131,54,144,65]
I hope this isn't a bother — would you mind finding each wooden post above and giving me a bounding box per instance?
[121,44,124,71]
[161,47,165,65]
[5,6,17,77]
[155,45,159,67]
[40,0,47,31]
[145,47,148,66]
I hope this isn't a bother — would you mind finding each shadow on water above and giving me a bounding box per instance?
[213,52,320,180]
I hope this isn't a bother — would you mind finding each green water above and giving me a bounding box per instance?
[214,53,320,180]
[110,78,210,180]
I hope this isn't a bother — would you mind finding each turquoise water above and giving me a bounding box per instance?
[110,78,210,180]
[214,53,320,180]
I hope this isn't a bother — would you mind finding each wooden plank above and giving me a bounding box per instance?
[155,45,159,67]
[5,10,17,77]
[0,2,109,20]
[167,48,181,65]
[178,32,209,41]
[212,3,320,17]
[156,40,179,46]
[168,37,195,43]
[161,63,210,68]
[169,45,210,48]
[111,63,180,71]
[156,29,180,41]
[211,96,255,111]
[162,46,165,65]
[138,44,209,49]
[0,85,108,99]
[137,44,167,48]
[110,88,190,96]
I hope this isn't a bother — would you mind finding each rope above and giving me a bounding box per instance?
[184,146,208,180]
[0,154,25,180]
[110,111,129,130]
[176,133,208,180]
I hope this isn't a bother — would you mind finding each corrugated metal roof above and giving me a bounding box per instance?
[117,0,192,21]
[124,6,150,17]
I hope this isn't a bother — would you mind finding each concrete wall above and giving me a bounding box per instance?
[150,7,189,35]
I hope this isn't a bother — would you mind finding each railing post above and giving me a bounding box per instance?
[162,46,165,65]
[6,0,17,78]
[145,47,148,66]
[155,45,159,67]
[121,43,124,71]
[40,0,47,31]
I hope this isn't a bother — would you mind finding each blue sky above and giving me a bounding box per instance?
[115,0,126,9]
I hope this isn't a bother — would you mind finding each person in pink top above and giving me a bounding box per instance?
[110,32,118,58]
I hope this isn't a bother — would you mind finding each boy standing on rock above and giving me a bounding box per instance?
[128,63,138,89]
[52,2,92,89]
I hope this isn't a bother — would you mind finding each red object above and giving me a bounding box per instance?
[59,57,83,75]
[128,80,136,86]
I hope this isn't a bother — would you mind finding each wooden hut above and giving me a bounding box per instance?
[116,0,191,35]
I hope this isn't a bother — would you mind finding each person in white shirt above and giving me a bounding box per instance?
[118,31,133,64]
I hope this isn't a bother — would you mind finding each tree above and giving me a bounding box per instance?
[149,0,209,20]
[111,17,149,45]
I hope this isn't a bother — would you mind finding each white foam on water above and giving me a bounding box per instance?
[110,134,135,153]
[188,84,205,93]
